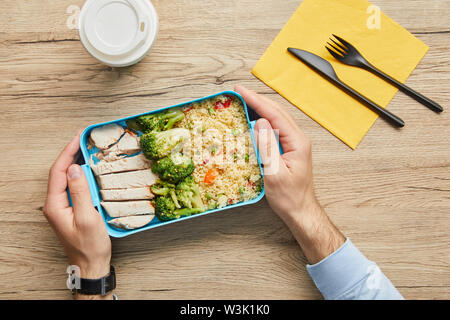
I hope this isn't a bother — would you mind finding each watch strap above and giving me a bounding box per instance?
[76,265,116,296]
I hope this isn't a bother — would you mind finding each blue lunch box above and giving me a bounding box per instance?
[78,91,265,238]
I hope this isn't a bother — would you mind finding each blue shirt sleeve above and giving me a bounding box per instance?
[306,238,404,300]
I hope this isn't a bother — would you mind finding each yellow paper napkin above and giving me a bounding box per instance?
[252,0,428,149]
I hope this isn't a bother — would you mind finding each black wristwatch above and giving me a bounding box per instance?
[74,265,116,296]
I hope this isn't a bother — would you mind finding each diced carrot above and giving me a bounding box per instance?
[204,168,219,184]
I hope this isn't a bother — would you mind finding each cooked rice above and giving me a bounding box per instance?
[174,94,263,208]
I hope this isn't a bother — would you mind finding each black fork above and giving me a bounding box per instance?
[326,34,443,113]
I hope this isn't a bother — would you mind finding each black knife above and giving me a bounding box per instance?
[287,48,405,128]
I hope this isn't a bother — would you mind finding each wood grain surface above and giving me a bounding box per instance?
[0,0,449,300]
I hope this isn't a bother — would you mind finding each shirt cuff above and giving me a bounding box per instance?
[306,238,373,300]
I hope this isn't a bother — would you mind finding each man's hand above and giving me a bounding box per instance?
[235,85,345,264]
[43,130,113,299]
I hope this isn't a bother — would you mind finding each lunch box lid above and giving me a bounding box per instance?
[79,0,158,67]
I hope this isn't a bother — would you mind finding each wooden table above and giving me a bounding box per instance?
[0,0,449,300]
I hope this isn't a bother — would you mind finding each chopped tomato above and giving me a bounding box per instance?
[228,198,234,205]
[204,168,219,184]
[183,106,193,113]
[214,97,232,110]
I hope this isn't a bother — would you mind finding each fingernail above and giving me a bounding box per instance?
[256,118,271,131]
[68,165,82,180]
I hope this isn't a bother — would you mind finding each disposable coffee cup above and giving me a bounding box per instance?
[79,0,158,67]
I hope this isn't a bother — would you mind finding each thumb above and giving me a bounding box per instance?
[67,164,94,219]
[254,118,287,177]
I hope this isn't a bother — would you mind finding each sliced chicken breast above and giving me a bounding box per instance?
[97,131,141,162]
[97,169,158,189]
[91,153,151,176]
[108,215,154,230]
[101,201,155,217]
[117,130,140,152]
[100,187,154,201]
[90,124,124,150]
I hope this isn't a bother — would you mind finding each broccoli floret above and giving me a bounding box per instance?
[152,180,180,207]
[135,108,185,132]
[140,128,190,160]
[154,196,176,216]
[150,180,176,196]
[137,115,160,132]
[154,196,202,221]
[151,153,194,183]
[174,207,203,216]
[176,176,205,211]
[153,175,205,221]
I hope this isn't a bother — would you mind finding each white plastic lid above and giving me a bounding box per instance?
[79,0,158,67]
